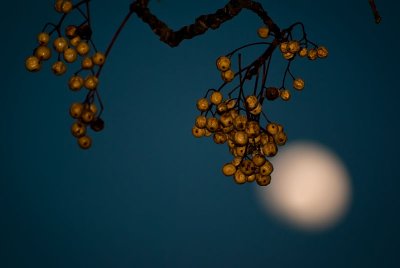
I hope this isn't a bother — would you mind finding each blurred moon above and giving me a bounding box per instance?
[255,141,351,231]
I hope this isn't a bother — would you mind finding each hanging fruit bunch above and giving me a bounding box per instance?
[25,0,105,149]
[192,24,328,186]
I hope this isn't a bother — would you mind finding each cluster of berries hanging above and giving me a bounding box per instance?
[192,25,328,185]
[24,0,105,149]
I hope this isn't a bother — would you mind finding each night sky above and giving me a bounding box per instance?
[1,0,400,267]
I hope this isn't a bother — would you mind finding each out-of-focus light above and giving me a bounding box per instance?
[256,141,352,231]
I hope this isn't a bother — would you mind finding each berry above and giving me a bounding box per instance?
[280,89,291,101]
[210,91,223,105]
[283,52,294,60]
[221,70,235,82]
[69,102,84,118]
[308,49,318,60]
[216,56,231,72]
[195,115,207,128]
[81,57,94,69]
[213,132,227,144]
[256,174,271,186]
[206,117,219,132]
[234,170,247,184]
[81,110,95,123]
[274,131,287,146]
[92,52,106,65]
[252,154,266,167]
[90,117,105,132]
[52,61,67,75]
[260,160,273,176]
[266,123,278,135]
[231,157,243,167]
[257,26,270,39]
[216,102,228,114]
[265,87,279,100]
[63,47,78,63]
[240,159,256,176]
[70,36,81,47]
[25,56,41,72]
[234,115,247,131]
[78,135,92,149]
[280,42,288,53]
[55,0,73,13]
[35,46,52,61]
[76,41,90,56]
[220,113,233,127]
[262,142,278,157]
[68,75,84,91]
[234,131,248,146]
[226,99,237,110]
[245,95,258,111]
[222,163,236,176]
[192,126,205,138]
[247,174,256,183]
[196,98,209,112]
[245,121,260,137]
[71,121,86,137]
[288,40,300,53]
[65,25,77,39]
[37,32,50,45]
[299,47,308,57]
[84,75,99,90]
[53,37,68,53]
[293,78,305,91]
[249,103,262,115]
[317,46,329,58]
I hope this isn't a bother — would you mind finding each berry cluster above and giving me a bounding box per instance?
[192,24,328,186]
[24,0,105,149]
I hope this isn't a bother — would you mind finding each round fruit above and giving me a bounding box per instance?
[293,78,305,90]
[213,132,227,144]
[76,41,90,56]
[84,75,99,90]
[280,89,291,101]
[288,40,300,53]
[256,174,271,186]
[234,131,248,146]
[234,170,247,184]
[195,115,207,128]
[192,126,205,138]
[221,70,235,82]
[266,123,279,135]
[81,110,94,123]
[216,103,228,114]
[245,95,258,111]
[216,56,231,72]
[69,103,84,118]
[25,56,41,72]
[274,131,287,146]
[37,32,50,45]
[53,37,68,53]
[71,121,86,137]
[210,91,223,105]
[65,25,77,39]
[257,26,270,39]
[283,52,294,60]
[90,117,105,132]
[252,154,266,167]
[220,113,233,127]
[280,42,288,53]
[265,87,279,100]
[206,117,219,132]
[63,47,78,63]
[81,57,94,69]
[52,61,67,75]
[35,46,52,61]
[68,75,84,91]
[70,36,81,47]
[196,98,209,112]
[299,47,308,57]
[92,52,106,65]
[317,46,329,58]
[234,115,247,131]
[222,163,236,176]
[308,49,318,60]
[78,135,92,150]
[240,159,256,176]
[260,160,273,176]
[262,142,278,157]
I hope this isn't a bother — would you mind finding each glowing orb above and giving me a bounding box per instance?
[256,141,352,231]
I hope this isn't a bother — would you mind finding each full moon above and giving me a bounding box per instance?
[256,141,351,231]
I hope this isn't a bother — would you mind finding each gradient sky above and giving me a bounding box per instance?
[1,0,400,267]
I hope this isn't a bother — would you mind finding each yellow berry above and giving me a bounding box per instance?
[260,160,273,176]
[63,47,78,63]
[256,174,271,186]
[81,110,95,123]
[210,91,223,105]
[81,57,94,69]
[216,102,228,114]
[252,154,266,167]
[231,157,243,167]
[92,52,106,65]
[288,40,300,53]
[262,142,278,157]
[234,170,247,184]
[65,25,77,39]
[283,52,294,60]
[219,113,233,127]
[69,37,81,48]
[317,46,329,58]
[69,103,84,118]
[274,131,287,146]
[25,56,41,72]
[53,37,68,53]
[299,47,307,57]
[192,126,205,138]
[35,46,52,61]
[280,89,291,101]
[71,121,86,138]
[84,75,99,90]
[68,75,84,91]
[245,95,259,111]
[257,26,270,39]
[234,115,247,131]
[222,163,236,176]
[293,78,305,90]
[221,69,235,82]
[308,49,318,60]
[249,103,262,115]
[234,131,248,146]
[245,121,260,138]
[266,123,279,135]
[196,98,209,112]
[280,42,289,53]
[216,56,231,72]
[37,32,50,45]
[213,132,227,144]
[55,0,73,13]
[52,61,67,75]
[206,117,219,132]
[78,135,92,150]
[226,99,237,110]
[195,115,207,128]
[76,41,90,56]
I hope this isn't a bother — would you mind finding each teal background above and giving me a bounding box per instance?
[1,0,399,267]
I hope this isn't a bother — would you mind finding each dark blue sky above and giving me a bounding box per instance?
[1,1,400,267]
